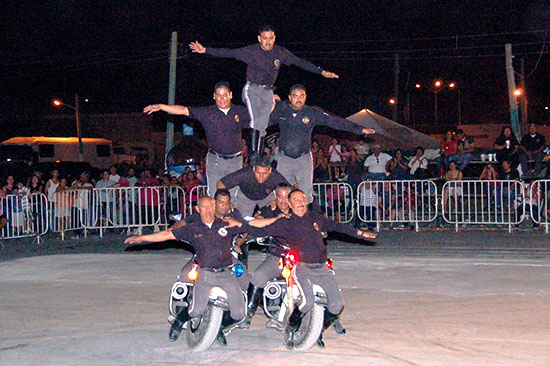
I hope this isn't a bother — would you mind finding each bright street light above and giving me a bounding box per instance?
[514,88,522,97]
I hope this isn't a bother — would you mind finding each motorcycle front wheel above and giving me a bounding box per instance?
[283,303,324,351]
[185,305,223,352]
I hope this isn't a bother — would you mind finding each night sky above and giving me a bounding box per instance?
[1,1,549,140]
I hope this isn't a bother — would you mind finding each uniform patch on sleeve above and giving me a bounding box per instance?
[235,114,240,122]
[313,222,320,231]
[274,59,280,68]
[218,228,228,237]
[302,116,310,124]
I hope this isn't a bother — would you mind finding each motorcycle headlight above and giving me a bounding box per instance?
[171,282,188,300]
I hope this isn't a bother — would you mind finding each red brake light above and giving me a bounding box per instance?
[326,258,333,270]
[286,252,297,265]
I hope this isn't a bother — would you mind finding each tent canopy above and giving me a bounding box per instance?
[346,109,440,150]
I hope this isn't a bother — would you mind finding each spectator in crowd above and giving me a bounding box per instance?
[29,175,43,194]
[125,168,139,187]
[313,147,329,183]
[363,145,392,180]
[2,175,16,196]
[519,181,539,228]
[497,159,519,209]
[499,159,519,181]
[184,171,201,207]
[443,161,463,212]
[328,138,343,181]
[340,144,351,177]
[196,160,207,185]
[387,149,411,180]
[408,146,429,179]
[519,123,546,177]
[109,165,121,183]
[357,180,379,229]
[440,130,457,172]
[479,163,498,201]
[450,129,475,171]
[346,148,364,195]
[494,126,520,168]
[54,177,73,233]
[72,172,94,233]
[354,139,369,162]
[44,169,60,203]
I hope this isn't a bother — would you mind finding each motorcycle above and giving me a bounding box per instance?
[256,236,333,351]
[166,212,248,351]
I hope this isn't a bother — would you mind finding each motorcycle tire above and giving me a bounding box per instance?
[185,305,223,352]
[283,303,324,351]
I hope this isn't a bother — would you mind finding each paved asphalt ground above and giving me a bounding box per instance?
[1,228,549,365]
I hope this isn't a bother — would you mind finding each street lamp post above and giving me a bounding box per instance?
[53,94,83,162]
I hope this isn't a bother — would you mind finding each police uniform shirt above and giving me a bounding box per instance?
[245,210,359,264]
[172,217,243,268]
[269,101,364,158]
[206,44,322,86]
[188,104,250,155]
[221,166,288,201]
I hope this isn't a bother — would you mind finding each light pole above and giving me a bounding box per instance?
[53,94,83,162]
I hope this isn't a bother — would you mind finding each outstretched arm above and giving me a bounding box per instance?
[189,41,206,54]
[143,104,189,116]
[124,230,176,244]
[321,70,339,79]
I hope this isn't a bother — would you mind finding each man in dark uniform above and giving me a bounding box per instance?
[241,182,293,328]
[269,84,375,203]
[189,25,339,154]
[124,196,248,345]
[226,189,376,348]
[144,82,249,197]
[216,154,289,217]
[172,189,251,289]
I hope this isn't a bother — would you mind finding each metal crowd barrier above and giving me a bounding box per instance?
[441,180,525,232]
[90,186,186,236]
[0,193,48,243]
[530,180,550,233]
[313,182,354,223]
[49,189,87,240]
[356,180,438,231]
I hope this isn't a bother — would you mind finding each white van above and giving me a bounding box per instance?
[1,137,114,168]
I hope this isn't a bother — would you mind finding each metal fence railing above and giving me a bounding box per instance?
[1,193,49,243]
[530,180,550,233]
[356,180,438,231]
[4,180,550,244]
[441,180,525,232]
[314,182,354,223]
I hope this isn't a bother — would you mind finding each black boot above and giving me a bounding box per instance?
[242,284,264,328]
[249,130,261,162]
[316,309,344,347]
[287,307,304,332]
[169,307,191,342]
[216,311,240,346]
[285,307,305,349]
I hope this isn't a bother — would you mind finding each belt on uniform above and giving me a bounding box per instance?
[208,149,242,160]
[280,148,310,160]
[202,266,229,273]
[248,82,276,91]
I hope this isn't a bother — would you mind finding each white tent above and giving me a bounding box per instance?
[346,109,440,150]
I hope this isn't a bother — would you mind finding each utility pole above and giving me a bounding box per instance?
[165,31,178,169]
[393,53,399,122]
[520,57,527,134]
[505,44,520,138]
[74,94,83,162]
